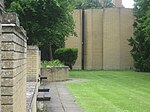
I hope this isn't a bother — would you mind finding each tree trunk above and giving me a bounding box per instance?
[49,45,53,61]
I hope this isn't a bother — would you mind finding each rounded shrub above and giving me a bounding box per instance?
[54,48,78,69]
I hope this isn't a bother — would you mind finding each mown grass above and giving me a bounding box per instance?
[66,71,150,112]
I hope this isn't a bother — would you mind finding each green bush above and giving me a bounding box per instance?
[54,48,78,69]
[41,60,64,68]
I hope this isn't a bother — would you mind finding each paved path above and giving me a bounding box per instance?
[43,81,83,112]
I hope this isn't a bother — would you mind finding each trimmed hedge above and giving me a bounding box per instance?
[54,48,78,69]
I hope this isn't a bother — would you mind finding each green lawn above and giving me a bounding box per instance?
[66,71,150,112]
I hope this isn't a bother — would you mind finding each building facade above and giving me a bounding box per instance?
[65,8,134,70]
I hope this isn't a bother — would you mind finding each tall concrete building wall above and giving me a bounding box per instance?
[103,8,134,70]
[103,8,121,69]
[1,13,27,112]
[66,8,134,70]
[120,8,134,69]
[84,9,103,69]
[84,9,93,69]
[65,10,82,69]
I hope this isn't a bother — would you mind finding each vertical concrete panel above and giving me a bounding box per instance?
[66,8,134,70]
[103,8,121,70]
[84,9,93,69]
[91,9,103,69]
[120,8,134,69]
[65,10,82,69]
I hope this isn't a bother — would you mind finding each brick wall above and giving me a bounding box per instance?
[41,67,69,82]
[27,46,41,82]
[65,8,134,70]
[1,13,27,112]
[0,1,3,111]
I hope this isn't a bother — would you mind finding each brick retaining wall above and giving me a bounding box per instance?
[27,46,41,82]
[1,12,27,112]
[41,67,69,82]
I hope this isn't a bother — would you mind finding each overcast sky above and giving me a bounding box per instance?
[122,0,134,8]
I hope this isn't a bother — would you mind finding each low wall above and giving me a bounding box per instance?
[41,67,69,82]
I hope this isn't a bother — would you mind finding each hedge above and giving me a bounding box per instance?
[54,48,78,69]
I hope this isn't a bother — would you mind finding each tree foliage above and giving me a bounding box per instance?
[128,0,150,72]
[75,0,114,9]
[5,0,76,47]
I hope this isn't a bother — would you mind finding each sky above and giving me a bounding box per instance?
[122,0,134,8]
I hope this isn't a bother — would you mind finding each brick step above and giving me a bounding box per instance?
[40,76,47,80]
[38,88,49,92]
[37,92,51,101]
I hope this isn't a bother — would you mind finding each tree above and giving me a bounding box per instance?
[75,0,114,9]
[102,0,114,8]
[128,0,150,72]
[5,0,76,60]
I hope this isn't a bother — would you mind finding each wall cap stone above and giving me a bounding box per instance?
[27,46,39,50]
[0,0,4,10]
[2,12,20,26]
[2,24,28,39]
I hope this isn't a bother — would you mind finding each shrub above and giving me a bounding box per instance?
[41,60,64,68]
[54,48,78,69]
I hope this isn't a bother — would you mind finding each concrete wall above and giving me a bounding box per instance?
[65,8,134,70]
[1,13,27,112]
[27,46,41,82]
[65,10,82,69]
[103,8,134,70]
[84,9,103,69]
[103,8,121,69]
[120,8,134,69]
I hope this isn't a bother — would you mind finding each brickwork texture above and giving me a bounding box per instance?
[27,46,41,82]
[41,67,69,82]
[1,13,27,112]
[0,1,4,111]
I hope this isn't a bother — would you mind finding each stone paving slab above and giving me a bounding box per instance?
[43,81,83,112]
